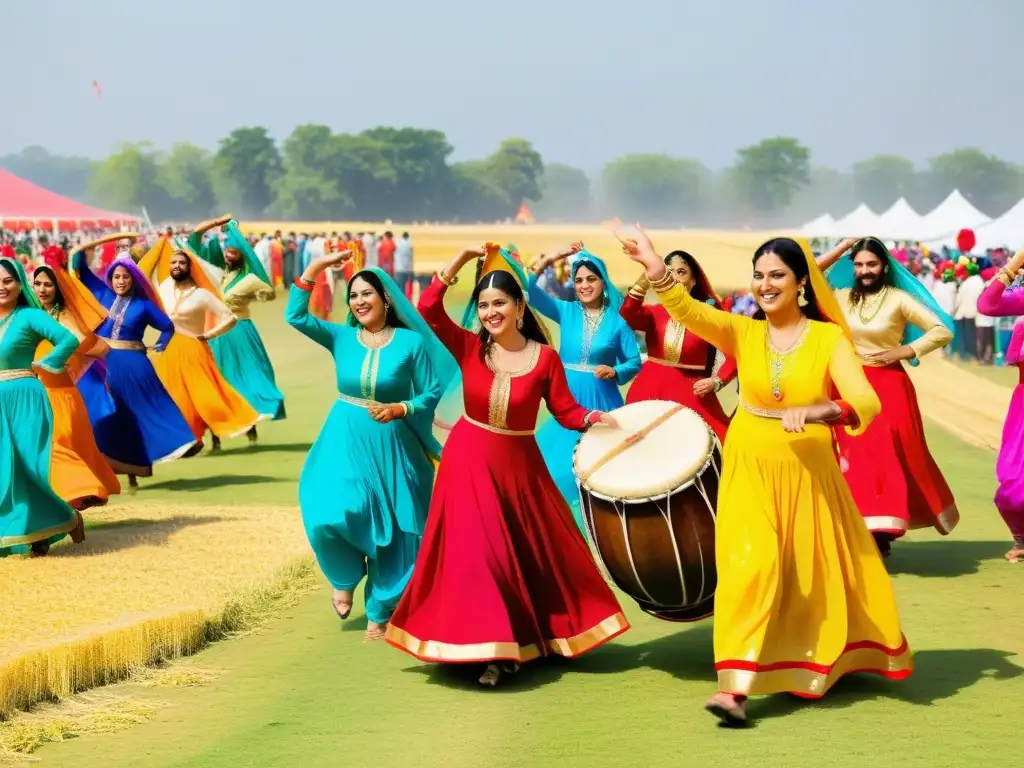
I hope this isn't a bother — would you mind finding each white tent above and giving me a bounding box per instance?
[799,213,835,238]
[971,198,1024,251]
[830,204,881,236]
[918,190,991,244]
[873,198,925,241]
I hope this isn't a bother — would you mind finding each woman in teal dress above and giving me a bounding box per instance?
[527,246,642,529]
[0,257,84,557]
[186,217,286,450]
[286,250,458,641]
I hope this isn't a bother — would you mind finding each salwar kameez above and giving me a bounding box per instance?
[654,277,911,698]
[286,274,444,624]
[526,272,641,523]
[0,305,81,556]
[386,275,629,665]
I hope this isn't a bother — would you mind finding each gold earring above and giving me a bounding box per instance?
[797,285,808,307]
[516,315,524,330]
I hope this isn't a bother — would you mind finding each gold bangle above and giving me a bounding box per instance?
[650,274,675,293]
[997,271,1013,287]
[436,271,458,287]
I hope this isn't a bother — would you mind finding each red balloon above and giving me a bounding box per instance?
[956,228,976,253]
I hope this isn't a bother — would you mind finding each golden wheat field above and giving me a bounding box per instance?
[0,502,312,719]
[243,222,784,290]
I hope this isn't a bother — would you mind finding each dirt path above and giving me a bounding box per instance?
[910,357,1010,451]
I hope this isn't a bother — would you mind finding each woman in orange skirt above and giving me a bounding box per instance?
[32,263,121,510]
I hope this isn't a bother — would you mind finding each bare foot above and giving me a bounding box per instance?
[704,692,748,727]
[364,622,388,642]
[332,590,353,619]
[1006,546,1024,563]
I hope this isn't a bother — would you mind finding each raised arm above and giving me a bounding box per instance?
[619,274,656,336]
[898,291,953,359]
[26,309,80,373]
[526,272,567,323]
[286,282,341,350]
[828,331,881,436]
[612,320,643,385]
[71,249,111,301]
[143,300,176,351]
[816,238,859,272]
[187,215,232,268]
[421,248,488,362]
[978,249,1024,317]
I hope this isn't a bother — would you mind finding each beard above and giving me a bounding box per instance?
[170,270,191,283]
[857,273,886,294]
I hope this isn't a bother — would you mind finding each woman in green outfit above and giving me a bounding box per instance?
[0,257,84,556]
[186,217,286,451]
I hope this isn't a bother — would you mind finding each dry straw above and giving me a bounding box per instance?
[0,503,314,720]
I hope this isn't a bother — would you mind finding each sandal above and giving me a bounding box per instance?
[704,692,748,727]
[1006,546,1024,563]
[332,591,353,620]
[478,662,520,687]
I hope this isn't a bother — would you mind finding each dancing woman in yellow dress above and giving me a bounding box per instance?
[616,224,912,727]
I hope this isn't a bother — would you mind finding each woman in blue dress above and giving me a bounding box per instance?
[186,217,287,451]
[527,245,642,529]
[0,256,84,557]
[287,249,458,641]
[73,251,198,488]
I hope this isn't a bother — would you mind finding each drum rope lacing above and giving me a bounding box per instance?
[576,404,685,484]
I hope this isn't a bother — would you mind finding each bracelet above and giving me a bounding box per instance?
[437,271,458,287]
[650,273,675,293]
[584,410,599,426]
[712,376,724,392]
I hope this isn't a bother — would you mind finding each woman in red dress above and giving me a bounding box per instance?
[620,250,737,441]
[385,244,629,687]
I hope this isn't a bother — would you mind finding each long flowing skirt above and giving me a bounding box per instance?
[45,379,121,509]
[210,318,286,421]
[301,399,431,624]
[995,367,1024,543]
[625,360,731,441]
[152,335,263,441]
[835,363,959,538]
[386,418,629,664]
[714,413,912,697]
[0,377,78,556]
[89,348,197,476]
[536,368,624,528]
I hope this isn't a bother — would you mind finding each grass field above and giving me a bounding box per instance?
[1,226,1021,766]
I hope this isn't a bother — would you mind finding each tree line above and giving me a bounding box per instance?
[2,126,1022,227]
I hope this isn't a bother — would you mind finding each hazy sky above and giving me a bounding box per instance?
[3,0,1020,173]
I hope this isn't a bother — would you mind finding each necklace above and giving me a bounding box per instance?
[358,326,394,349]
[486,340,538,376]
[581,305,606,364]
[856,286,889,325]
[765,321,809,402]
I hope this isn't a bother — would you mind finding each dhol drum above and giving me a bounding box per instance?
[573,400,721,622]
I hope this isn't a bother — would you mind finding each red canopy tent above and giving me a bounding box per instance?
[0,167,141,232]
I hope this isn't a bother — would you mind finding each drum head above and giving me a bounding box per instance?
[574,400,714,501]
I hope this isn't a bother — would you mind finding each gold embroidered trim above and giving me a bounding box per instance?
[0,369,36,383]
[645,356,704,371]
[565,363,598,372]
[104,338,146,351]
[463,415,535,436]
[663,319,685,364]
[484,342,541,429]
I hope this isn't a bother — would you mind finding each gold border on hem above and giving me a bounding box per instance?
[863,515,910,534]
[0,516,79,548]
[385,612,629,663]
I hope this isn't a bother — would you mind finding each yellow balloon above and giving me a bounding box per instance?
[958,255,970,266]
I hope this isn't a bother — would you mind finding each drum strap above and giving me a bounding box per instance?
[577,404,685,484]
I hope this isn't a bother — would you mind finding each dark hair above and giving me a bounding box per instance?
[571,259,610,306]
[751,238,826,322]
[848,237,890,307]
[33,265,65,309]
[1,260,29,307]
[471,270,548,345]
[347,270,406,329]
[664,250,712,304]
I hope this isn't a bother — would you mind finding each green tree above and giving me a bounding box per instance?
[273,125,346,219]
[87,142,169,214]
[213,127,282,217]
[0,146,95,201]
[851,154,917,211]
[784,166,858,224]
[532,163,592,221]
[486,138,544,208]
[360,127,453,220]
[600,154,709,224]
[449,160,510,222]
[730,137,811,215]
[926,148,1022,216]
[332,133,399,220]
[156,142,215,220]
